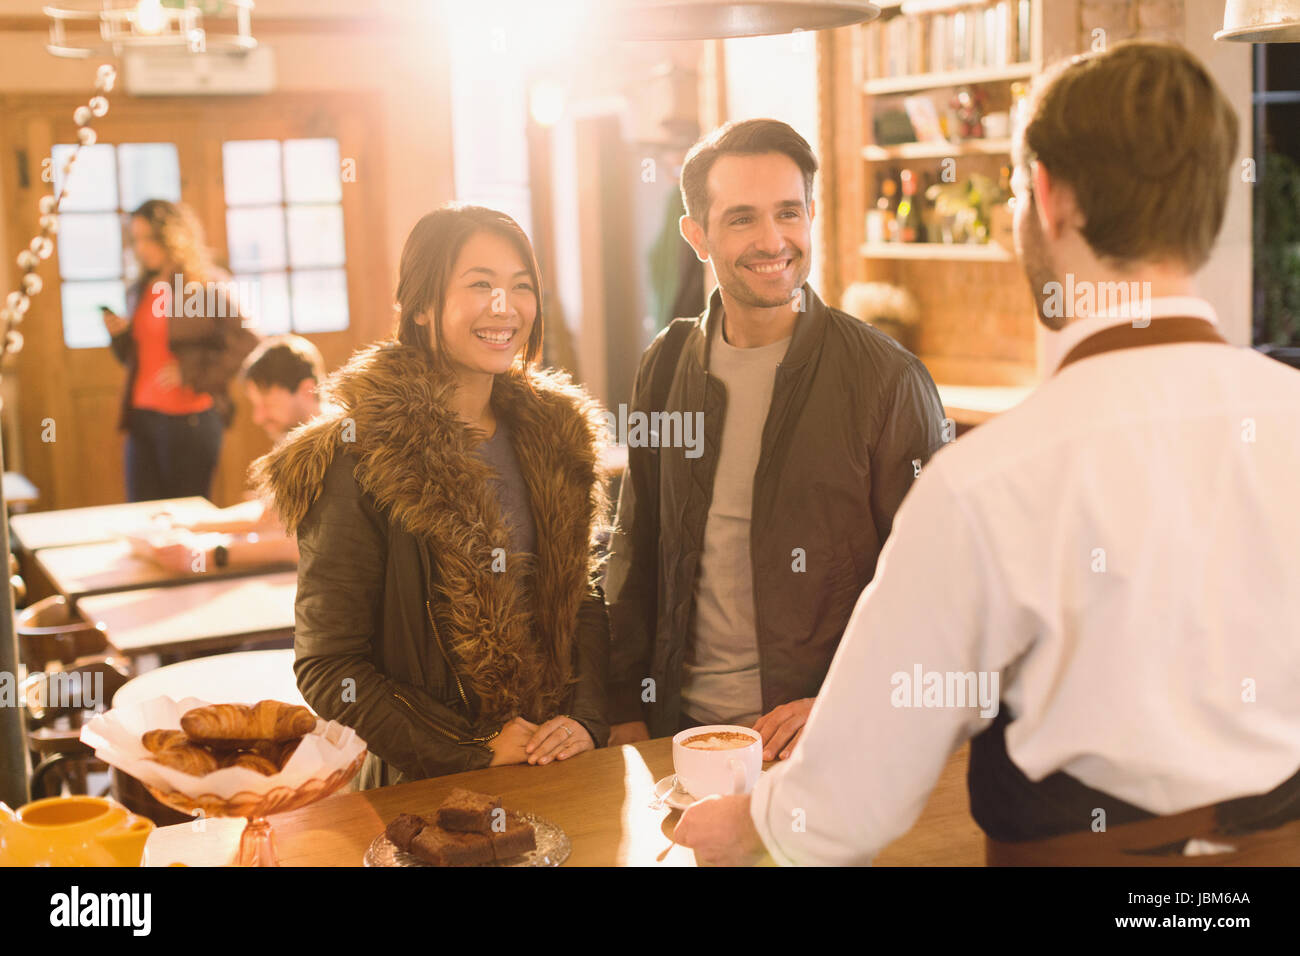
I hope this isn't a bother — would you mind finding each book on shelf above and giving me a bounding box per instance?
[867,0,1030,80]
[1017,0,1032,63]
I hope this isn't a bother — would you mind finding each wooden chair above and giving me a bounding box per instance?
[16,594,112,671]
[15,596,129,798]
[25,655,132,798]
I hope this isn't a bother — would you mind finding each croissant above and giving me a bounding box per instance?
[221,751,279,776]
[149,744,219,776]
[142,729,189,753]
[181,700,316,745]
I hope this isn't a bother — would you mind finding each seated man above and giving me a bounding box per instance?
[675,41,1300,865]
[144,335,326,572]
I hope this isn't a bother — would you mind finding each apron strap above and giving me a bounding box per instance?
[1056,316,1228,375]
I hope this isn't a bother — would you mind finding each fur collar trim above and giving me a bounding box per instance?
[248,341,608,723]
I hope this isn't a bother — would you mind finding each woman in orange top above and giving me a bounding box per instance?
[102,200,258,501]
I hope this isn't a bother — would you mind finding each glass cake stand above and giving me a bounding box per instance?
[146,751,366,866]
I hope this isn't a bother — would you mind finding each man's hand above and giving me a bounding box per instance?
[607,720,650,747]
[145,541,205,574]
[673,794,767,866]
[751,697,815,761]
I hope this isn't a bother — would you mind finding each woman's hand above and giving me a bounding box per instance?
[525,715,593,766]
[486,716,538,767]
[101,309,128,336]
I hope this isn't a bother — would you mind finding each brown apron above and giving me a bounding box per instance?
[986,809,1300,866]
[987,316,1300,865]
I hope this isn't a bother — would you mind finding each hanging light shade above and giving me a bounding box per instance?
[44,0,257,58]
[1215,0,1300,41]
[619,0,881,41]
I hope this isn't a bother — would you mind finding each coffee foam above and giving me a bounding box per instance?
[682,731,755,751]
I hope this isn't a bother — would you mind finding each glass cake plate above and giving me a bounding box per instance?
[363,811,570,867]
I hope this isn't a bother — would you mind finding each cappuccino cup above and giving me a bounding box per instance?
[672,724,762,799]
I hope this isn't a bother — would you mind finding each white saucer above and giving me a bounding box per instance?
[652,771,768,811]
[652,774,697,811]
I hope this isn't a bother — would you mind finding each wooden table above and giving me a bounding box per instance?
[4,471,40,508]
[34,538,295,604]
[8,496,218,551]
[143,738,983,866]
[77,571,297,660]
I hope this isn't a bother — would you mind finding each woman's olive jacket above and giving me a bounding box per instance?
[249,341,611,789]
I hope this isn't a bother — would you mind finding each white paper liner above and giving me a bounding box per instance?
[80,696,367,799]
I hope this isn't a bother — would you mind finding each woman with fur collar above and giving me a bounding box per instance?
[249,205,610,788]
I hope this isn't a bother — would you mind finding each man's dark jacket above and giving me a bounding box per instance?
[605,285,947,737]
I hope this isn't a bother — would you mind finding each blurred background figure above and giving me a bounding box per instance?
[239,334,327,445]
[102,199,260,502]
[140,335,326,571]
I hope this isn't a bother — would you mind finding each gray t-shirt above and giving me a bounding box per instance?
[475,420,537,556]
[680,331,791,726]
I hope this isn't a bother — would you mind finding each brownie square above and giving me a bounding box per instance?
[385,813,428,852]
[410,825,493,866]
[436,787,502,834]
[490,813,536,862]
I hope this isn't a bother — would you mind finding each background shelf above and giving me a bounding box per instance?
[860,241,1015,261]
[863,138,1013,160]
[864,62,1035,95]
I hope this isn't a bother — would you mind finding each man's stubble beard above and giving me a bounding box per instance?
[716,249,812,311]
[1020,197,1069,332]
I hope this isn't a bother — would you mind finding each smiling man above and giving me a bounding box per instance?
[673,43,1300,867]
[605,119,945,758]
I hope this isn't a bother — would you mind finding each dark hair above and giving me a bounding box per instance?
[1022,41,1238,270]
[680,119,819,227]
[239,334,326,393]
[393,204,544,370]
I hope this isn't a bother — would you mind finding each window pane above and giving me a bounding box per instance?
[118,143,181,211]
[52,144,118,212]
[284,138,342,203]
[223,140,282,206]
[122,212,141,282]
[226,206,286,272]
[61,280,125,349]
[234,273,290,336]
[291,269,348,333]
[286,205,345,268]
[56,213,123,280]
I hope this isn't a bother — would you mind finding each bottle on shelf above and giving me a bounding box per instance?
[897,168,927,243]
[868,167,901,243]
[920,170,942,243]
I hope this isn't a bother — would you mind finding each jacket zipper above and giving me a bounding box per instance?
[391,689,499,746]
[426,599,471,713]
[391,690,462,742]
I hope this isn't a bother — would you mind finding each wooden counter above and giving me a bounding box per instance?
[144,736,983,866]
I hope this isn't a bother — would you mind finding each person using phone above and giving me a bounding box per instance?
[104,199,259,502]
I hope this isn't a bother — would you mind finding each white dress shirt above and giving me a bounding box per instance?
[749,297,1300,865]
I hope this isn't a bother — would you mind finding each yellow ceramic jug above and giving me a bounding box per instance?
[0,796,154,866]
